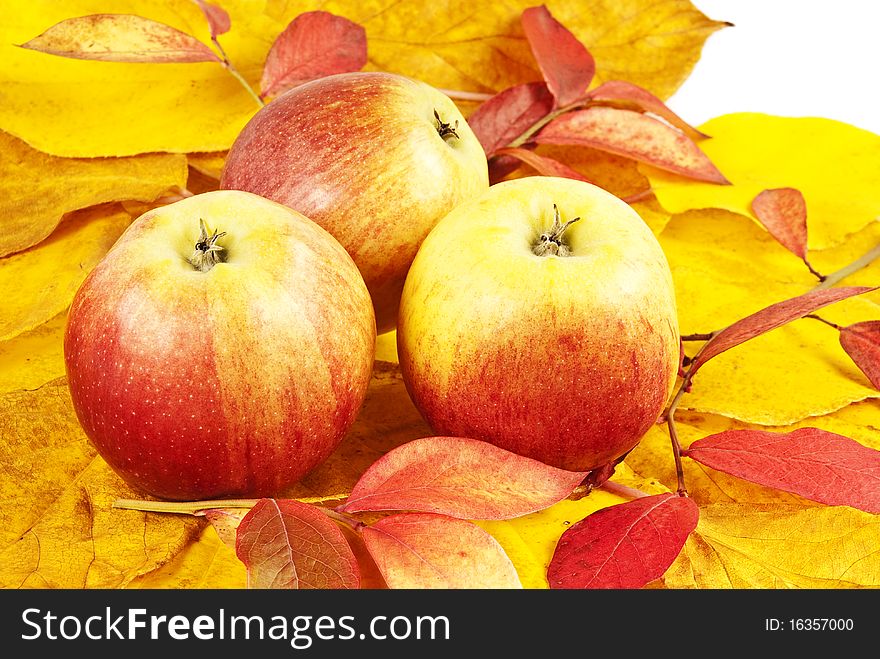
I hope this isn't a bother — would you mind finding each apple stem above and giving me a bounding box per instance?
[533,204,581,257]
[434,109,460,141]
[189,218,227,272]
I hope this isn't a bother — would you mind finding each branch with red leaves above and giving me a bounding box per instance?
[466,5,727,188]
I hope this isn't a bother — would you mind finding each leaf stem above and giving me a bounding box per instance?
[113,498,259,515]
[804,314,841,330]
[210,35,263,108]
[804,257,826,283]
[600,480,651,500]
[438,88,493,102]
[508,99,588,148]
[322,507,366,533]
[815,242,880,289]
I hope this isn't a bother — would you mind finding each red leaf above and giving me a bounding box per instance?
[685,428,880,513]
[19,14,220,63]
[691,286,875,375]
[362,513,521,588]
[235,498,360,589]
[467,82,554,156]
[488,154,525,185]
[535,106,728,183]
[521,5,595,108]
[548,493,698,589]
[588,80,708,140]
[840,320,880,389]
[493,147,591,183]
[260,11,366,99]
[751,188,809,259]
[193,0,230,38]
[341,436,586,520]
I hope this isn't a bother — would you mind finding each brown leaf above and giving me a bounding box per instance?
[840,321,880,390]
[260,11,367,99]
[685,428,880,513]
[548,493,699,589]
[342,436,586,519]
[493,147,591,183]
[467,82,554,156]
[521,5,595,108]
[690,286,876,376]
[193,0,231,37]
[235,498,359,589]
[535,106,728,183]
[19,14,220,63]
[362,513,521,588]
[751,188,809,260]
[588,80,708,140]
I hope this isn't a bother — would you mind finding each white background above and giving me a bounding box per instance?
[666,0,880,134]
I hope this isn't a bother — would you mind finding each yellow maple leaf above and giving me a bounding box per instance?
[663,503,880,588]
[0,0,724,156]
[0,205,132,342]
[659,209,879,424]
[642,113,880,250]
[0,131,186,258]
[0,378,202,588]
[0,313,66,395]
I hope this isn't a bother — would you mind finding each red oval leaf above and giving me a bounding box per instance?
[493,147,591,183]
[235,498,360,589]
[362,513,521,589]
[685,428,880,513]
[840,321,880,390]
[260,11,366,99]
[521,5,595,108]
[548,493,699,589]
[751,188,809,259]
[467,82,554,156]
[193,0,231,38]
[341,436,586,519]
[19,14,220,63]
[588,80,708,140]
[535,106,728,183]
[691,286,875,375]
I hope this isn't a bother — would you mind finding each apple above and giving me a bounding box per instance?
[64,190,376,500]
[397,177,679,472]
[220,71,489,334]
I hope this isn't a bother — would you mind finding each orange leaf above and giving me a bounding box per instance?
[588,80,708,140]
[751,188,809,260]
[342,436,586,519]
[260,11,366,99]
[493,147,591,183]
[235,498,359,589]
[548,493,698,589]
[685,428,880,513]
[467,82,553,156]
[840,321,880,390]
[19,14,219,63]
[362,513,521,588]
[691,286,875,375]
[193,0,231,38]
[535,106,728,183]
[521,5,594,108]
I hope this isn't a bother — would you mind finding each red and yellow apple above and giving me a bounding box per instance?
[64,190,376,500]
[397,177,679,472]
[220,71,489,333]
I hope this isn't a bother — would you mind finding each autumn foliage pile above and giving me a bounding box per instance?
[1,0,879,589]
